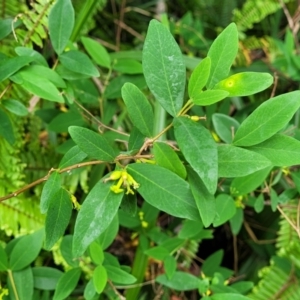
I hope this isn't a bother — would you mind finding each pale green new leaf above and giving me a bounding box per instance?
[153,142,187,179]
[156,271,201,291]
[214,72,273,96]
[45,188,72,250]
[173,117,218,194]
[127,164,200,220]
[81,37,111,68]
[212,113,240,144]
[218,144,272,177]
[72,181,124,257]
[187,167,216,228]
[40,171,61,214]
[49,0,74,55]
[9,229,44,271]
[188,57,211,98]
[246,134,300,166]
[207,23,238,88]
[121,82,153,137]
[213,194,236,227]
[53,268,81,300]
[59,50,99,77]
[192,90,229,106]
[143,20,186,117]
[68,126,117,162]
[93,265,107,294]
[233,91,300,146]
[105,265,137,284]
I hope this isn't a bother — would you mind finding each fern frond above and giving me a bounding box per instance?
[232,0,292,31]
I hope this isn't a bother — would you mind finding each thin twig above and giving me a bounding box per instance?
[270,72,278,98]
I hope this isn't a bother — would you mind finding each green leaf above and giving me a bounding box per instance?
[212,113,240,144]
[45,188,73,250]
[32,267,63,290]
[59,145,87,169]
[105,265,137,284]
[120,193,137,217]
[143,19,186,117]
[93,265,107,294]
[192,89,229,106]
[0,56,33,82]
[121,82,153,137]
[8,267,34,300]
[164,255,177,279]
[233,91,300,146]
[49,0,74,55]
[254,194,264,213]
[0,244,8,271]
[201,249,223,277]
[213,194,236,227]
[214,72,273,96]
[207,23,238,88]
[128,127,145,151]
[96,214,119,250]
[270,188,279,212]
[156,271,201,291]
[188,57,211,98]
[81,37,111,68]
[144,246,169,260]
[15,70,64,103]
[174,116,218,194]
[84,279,97,300]
[59,50,99,77]
[89,241,104,265]
[60,235,79,267]
[113,59,143,74]
[0,107,15,145]
[9,229,44,271]
[0,18,15,40]
[2,99,28,116]
[15,46,48,66]
[211,294,251,300]
[40,171,61,214]
[229,208,243,235]
[127,164,200,220]
[73,180,124,257]
[187,167,216,227]
[53,268,81,300]
[153,142,187,179]
[68,126,117,162]
[246,134,300,166]
[217,144,272,177]
[231,167,272,196]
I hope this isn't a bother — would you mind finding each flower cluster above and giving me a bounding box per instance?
[105,170,140,195]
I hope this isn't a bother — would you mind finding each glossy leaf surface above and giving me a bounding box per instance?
[127,164,200,220]
[143,20,186,117]
[192,89,229,106]
[233,91,300,146]
[174,116,218,194]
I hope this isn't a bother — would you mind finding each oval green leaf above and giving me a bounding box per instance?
[0,107,15,145]
[127,163,200,220]
[192,89,229,106]
[93,265,107,294]
[2,99,28,116]
[59,50,99,77]
[207,23,238,88]
[218,144,272,178]
[188,57,211,99]
[213,194,236,227]
[53,268,81,300]
[214,72,273,96]
[68,126,117,162]
[233,91,300,146]
[49,0,74,55]
[72,180,124,257]
[153,142,187,179]
[156,271,201,291]
[59,145,87,169]
[121,82,153,137]
[143,19,186,117]
[9,229,44,271]
[246,134,300,167]
[105,265,136,285]
[173,116,218,194]
[32,267,63,290]
[45,188,73,250]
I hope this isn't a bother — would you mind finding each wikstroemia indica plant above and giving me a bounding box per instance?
[1,1,300,297]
